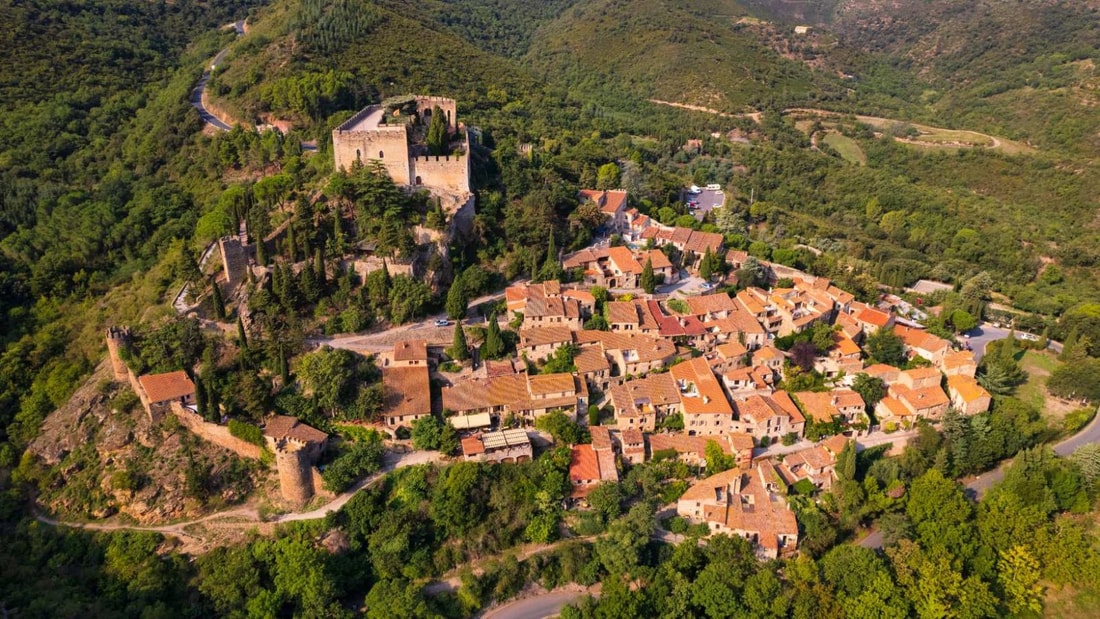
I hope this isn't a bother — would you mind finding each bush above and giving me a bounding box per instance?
[1064,408,1096,433]
[758,435,772,447]
[228,419,265,446]
[439,361,462,373]
[781,432,799,446]
[321,439,385,492]
[664,516,689,534]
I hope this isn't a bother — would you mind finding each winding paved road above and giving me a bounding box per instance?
[189,20,244,131]
[483,590,591,619]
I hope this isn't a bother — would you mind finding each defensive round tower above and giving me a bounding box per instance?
[274,441,314,506]
[105,326,131,381]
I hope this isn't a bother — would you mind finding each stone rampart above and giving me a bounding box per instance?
[332,125,409,180]
[414,96,457,132]
[274,441,313,505]
[411,152,469,194]
[170,402,263,460]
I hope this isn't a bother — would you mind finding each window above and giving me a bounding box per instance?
[379,150,384,158]
[355,149,361,161]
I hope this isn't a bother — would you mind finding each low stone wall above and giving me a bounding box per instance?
[170,402,263,460]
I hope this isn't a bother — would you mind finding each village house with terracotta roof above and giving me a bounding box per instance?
[685,293,740,321]
[815,332,864,378]
[442,372,587,421]
[677,462,799,559]
[793,390,868,432]
[849,302,895,335]
[701,309,768,350]
[722,366,776,397]
[578,188,629,233]
[569,427,619,500]
[573,344,613,391]
[734,391,806,442]
[648,432,754,468]
[386,339,428,367]
[519,326,575,362]
[774,435,849,491]
[382,365,432,428]
[710,340,749,373]
[608,372,681,430]
[620,427,646,465]
[461,428,533,464]
[136,370,196,420]
[562,246,677,290]
[263,415,329,463]
[940,350,978,378]
[574,329,677,377]
[894,324,951,365]
[947,374,992,415]
[674,357,737,436]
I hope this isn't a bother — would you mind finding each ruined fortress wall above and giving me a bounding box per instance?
[414,96,457,132]
[411,152,470,194]
[217,236,249,288]
[275,443,313,505]
[170,402,263,460]
[105,328,130,381]
[332,125,410,183]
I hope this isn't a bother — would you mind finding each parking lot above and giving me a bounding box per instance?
[684,187,726,221]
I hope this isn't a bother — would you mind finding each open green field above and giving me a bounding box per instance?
[1045,583,1100,619]
[1017,350,1076,420]
[821,131,866,164]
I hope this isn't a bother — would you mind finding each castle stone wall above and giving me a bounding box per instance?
[105,327,131,381]
[332,125,410,181]
[411,152,470,194]
[414,96,458,132]
[218,236,249,289]
[170,402,263,460]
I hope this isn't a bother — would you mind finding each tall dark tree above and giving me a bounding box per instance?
[450,322,470,361]
[482,311,504,360]
[426,106,448,156]
[640,257,656,294]
[539,233,562,282]
[236,315,248,349]
[210,278,226,321]
[445,272,468,320]
[313,247,326,287]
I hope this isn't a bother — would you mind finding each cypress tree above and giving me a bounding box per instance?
[445,272,468,320]
[450,322,470,361]
[482,311,504,360]
[211,278,227,320]
[700,246,715,281]
[286,223,298,262]
[640,257,656,294]
[314,248,326,287]
[255,237,267,266]
[194,374,207,418]
[236,316,248,349]
[539,233,563,282]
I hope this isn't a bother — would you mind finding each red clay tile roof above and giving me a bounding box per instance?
[383,366,431,417]
[461,435,486,456]
[673,357,733,415]
[138,371,195,403]
[393,339,428,362]
[263,415,328,445]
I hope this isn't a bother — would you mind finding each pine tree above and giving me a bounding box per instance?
[286,223,298,262]
[445,272,468,320]
[236,316,248,349]
[640,257,656,294]
[194,374,207,419]
[255,237,267,266]
[426,106,448,155]
[450,321,470,361]
[300,262,320,302]
[482,311,504,360]
[210,278,226,320]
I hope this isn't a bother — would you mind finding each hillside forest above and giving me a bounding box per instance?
[3,0,1100,616]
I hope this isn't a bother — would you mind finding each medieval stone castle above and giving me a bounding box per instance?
[332,95,471,196]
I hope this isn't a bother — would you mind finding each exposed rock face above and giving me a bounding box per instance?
[29,359,266,525]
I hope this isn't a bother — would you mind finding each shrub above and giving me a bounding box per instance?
[781,432,799,446]
[758,435,772,447]
[884,421,898,433]
[664,516,689,534]
[439,361,462,373]
[228,419,265,446]
[1064,408,1096,433]
[321,439,385,492]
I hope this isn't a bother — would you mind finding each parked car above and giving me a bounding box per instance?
[700,282,715,290]
[434,319,450,327]
[689,185,701,194]
[706,183,721,190]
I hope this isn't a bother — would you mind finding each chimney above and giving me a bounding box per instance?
[703,395,711,404]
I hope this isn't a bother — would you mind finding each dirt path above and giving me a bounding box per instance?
[35,450,442,550]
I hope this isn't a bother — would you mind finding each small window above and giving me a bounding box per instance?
[378,150,384,158]
[355,149,361,161]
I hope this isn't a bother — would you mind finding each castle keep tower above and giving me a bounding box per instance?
[105,326,131,381]
[274,442,313,506]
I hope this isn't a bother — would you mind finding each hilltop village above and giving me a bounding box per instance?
[98,96,1002,559]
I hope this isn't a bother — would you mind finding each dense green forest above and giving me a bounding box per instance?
[5,0,1100,615]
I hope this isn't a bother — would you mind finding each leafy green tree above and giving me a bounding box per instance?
[852,373,887,410]
[587,482,623,524]
[948,309,977,333]
[836,440,857,481]
[595,502,655,576]
[541,344,577,374]
[705,439,736,475]
[588,404,600,427]
[535,410,583,445]
[865,328,906,366]
[699,246,715,280]
[321,438,384,492]
[596,162,621,190]
[296,346,357,416]
[640,257,656,293]
[449,322,470,361]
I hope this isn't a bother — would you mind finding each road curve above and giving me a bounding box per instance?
[482,590,591,619]
[190,20,244,131]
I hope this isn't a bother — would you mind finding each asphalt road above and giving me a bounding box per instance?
[963,322,1061,362]
[189,20,244,131]
[483,590,590,619]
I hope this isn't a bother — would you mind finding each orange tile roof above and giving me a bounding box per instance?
[769,391,805,424]
[821,434,850,456]
[608,301,640,324]
[610,373,681,416]
[528,373,576,396]
[672,357,733,415]
[574,345,611,373]
[562,289,596,304]
[894,325,950,353]
[608,246,643,274]
[947,374,990,403]
[383,366,431,417]
[686,293,739,316]
[855,306,892,328]
[138,371,195,403]
[393,339,428,362]
[641,250,673,271]
[443,379,491,413]
[902,367,942,382]
[590,426,614,450]
[943,350,977,370]
[461,436,485,456]
[878,396,912,418]
[793,391,840,424]
[832,333,861,357]
[601,190,628,215]
[519,326,575,348]
[895,384,950,411]
[621,427,644,446]
[716,341,748,359]
[263,415,328,445]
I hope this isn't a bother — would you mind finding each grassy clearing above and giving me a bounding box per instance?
[822,132,866,164]
[1017,350,1076,420]
[1044,585,1100,619]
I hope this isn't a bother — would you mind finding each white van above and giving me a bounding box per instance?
[706,183,721,191]
[689,185,701,194]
